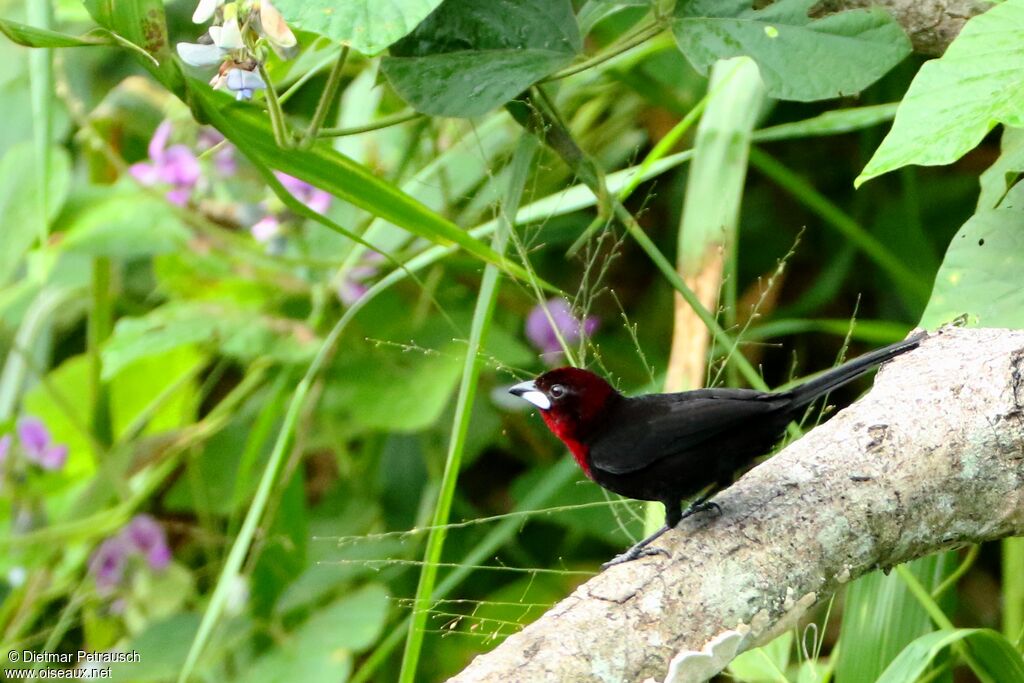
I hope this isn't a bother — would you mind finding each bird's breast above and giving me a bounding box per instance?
[540,411,593,478]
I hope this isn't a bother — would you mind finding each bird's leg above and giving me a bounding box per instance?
[601,524,671,569]
[680,494,722,520]
[601,500,683,569]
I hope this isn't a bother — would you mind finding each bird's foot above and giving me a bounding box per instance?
[601,545,669,569]
[680,499,721,521]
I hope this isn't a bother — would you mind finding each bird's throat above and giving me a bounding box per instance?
[540,411,592,478]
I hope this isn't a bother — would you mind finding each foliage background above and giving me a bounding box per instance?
[0,0,1022,681]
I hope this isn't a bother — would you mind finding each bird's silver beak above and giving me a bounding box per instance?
[509,380,551,410]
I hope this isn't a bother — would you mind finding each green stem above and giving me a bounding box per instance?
[1003,538,1024,642]
[302,45,349,147]
[932,544,979,599]
[397,135,538,683]
[543,21,664,83]
[258,62,290,148]
[28,0,53,243]
[176,330,347,682]
[88,257,113,448]
[318,110,423,138]
[350,460,579,683]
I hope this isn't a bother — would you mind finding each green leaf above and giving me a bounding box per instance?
[241,584,389,683]
[920,207,1024,329]
[978,126,1024,211]
[188,82,539,284]
[673,0,910,101]
[60,193,189,258]
[835,555,955,683]
[82,0,183,92]
[108,613,201,682]
[102,302,319,379]
[0,17,109,47]
[858,0,1024,185]
[335,342,465,432]
[727,631,792,682]
[876,628,1024,683]
[0,142,70,285]
[381,0,581,117]
[271,0,445,55]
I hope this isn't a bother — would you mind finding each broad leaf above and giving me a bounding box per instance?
[102,301,320,379]
[920,206,1024,329]
[0,17,110,47]
[271,0,445,55]
[242,584,389,683]
[0,142,70,286]
[978,126,1024,211]
[381,0,581,117]
[858,0,1024,185]
[876,628,1024,683]
[673,0,910,101]
[60,193,189,258]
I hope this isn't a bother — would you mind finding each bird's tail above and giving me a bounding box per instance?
[787,331,926,409]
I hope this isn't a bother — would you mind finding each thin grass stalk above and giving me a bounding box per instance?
[653,56,765,533]
[397,135,539,683]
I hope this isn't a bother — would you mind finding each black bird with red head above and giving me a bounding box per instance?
[510,332,925,567]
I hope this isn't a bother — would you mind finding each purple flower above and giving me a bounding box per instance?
[130,121,202,206]
[90,537,131,596]
[16,417,68,471]
[525,298,599,362]
[275,172,331,215]
[198,128,237,175]
[0,434,10,466]
[251,215,282,243]
[123,515,172,571]
[221,67,267,101]
[336,255,381,306]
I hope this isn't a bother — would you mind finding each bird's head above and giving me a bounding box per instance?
[509,367,621,444]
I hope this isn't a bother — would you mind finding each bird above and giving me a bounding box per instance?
[509,332,925,568]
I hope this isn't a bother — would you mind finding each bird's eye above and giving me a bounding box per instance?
[549,384,566,399]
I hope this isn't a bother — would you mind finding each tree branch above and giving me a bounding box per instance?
[448,327,1024,683]
[815,0,989,55]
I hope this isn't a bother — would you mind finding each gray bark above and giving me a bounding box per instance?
[447,327,1024,683]
[815,0,988,55]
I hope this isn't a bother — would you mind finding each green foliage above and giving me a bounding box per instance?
[0,142,69,285]
[272,0,446,56]
[2,0,1024,682]
[673,0,910,101]
[382,0,581,117]
[876,628,1024,683]
[859,0,1024,184]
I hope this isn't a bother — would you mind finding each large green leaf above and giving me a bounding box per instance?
[381,0,581,117]
[60,193,189,258]
[0,142,70,286]
[102,301,319,379]
[271,0,445,55]
[858,0,1023,185]
[673,0,910,101]
[876,629,1024,683]
[920,206,1024,329]
[241,584,389,683]
[978,126,1024,211]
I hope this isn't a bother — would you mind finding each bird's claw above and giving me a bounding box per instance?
[601,545,669,569]
[680,500,721,521]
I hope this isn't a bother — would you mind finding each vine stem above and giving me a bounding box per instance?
[302,45,350,147]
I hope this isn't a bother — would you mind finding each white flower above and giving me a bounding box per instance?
[192,0,225,24]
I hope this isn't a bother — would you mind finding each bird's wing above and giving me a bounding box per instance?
[587,389,787,475]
